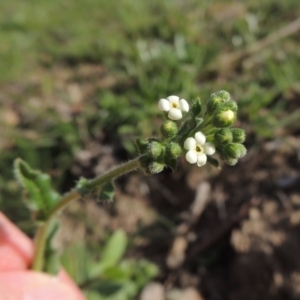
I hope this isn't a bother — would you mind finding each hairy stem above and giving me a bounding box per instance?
[32,156,142,271]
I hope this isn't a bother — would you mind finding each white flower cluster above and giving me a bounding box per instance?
[158,96,216,167]
[158,95,189,121]
[184,132,215,167]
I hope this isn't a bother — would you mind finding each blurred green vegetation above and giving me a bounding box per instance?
[60,230,158,300]
[1,0,300,298]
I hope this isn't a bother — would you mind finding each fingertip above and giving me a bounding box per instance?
[58,269,85,298]
[0,212,34,270]
[0,271,85,300]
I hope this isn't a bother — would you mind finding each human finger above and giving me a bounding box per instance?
[0,212,34,271]
[0,271,85,300]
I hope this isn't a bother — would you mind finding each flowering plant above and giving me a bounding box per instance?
[13,90,246,274]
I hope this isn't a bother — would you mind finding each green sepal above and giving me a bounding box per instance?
[76,177,91,196]
[191,97,202,117]
[164,157,177,172]
[98,181,115,202]
[14,158,60,220]
[136,138,149,154]
[195,117,204,127]
[138,155,153,175]
[207,156,221,169]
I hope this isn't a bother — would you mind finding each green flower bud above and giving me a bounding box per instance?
[231,128,246,143]
[166,142,182,159]
[218,151,238,166]
[212,109,236,128]
[215,90,231,101]
[214,129,233,145]
[160,120,178,138]
[206,90,230,114]
[224,143,247,159]
[191,98,202,116]
[136,138,148,154]
[206,95,223,114]
[149,162,165,174]
[224,157,238,166]
[219,100,238,112]
[147,141,163,159]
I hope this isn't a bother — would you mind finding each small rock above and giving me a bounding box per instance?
[140,282,165,300]
[166,236,188,269]
[167,288,204,300]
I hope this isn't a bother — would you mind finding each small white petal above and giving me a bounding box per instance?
[167,95,180,104]
[203,142,216,155]
[186,150,197,164]
[195,131,206,145]
[158,99,170,111]
[196,153,207,167]
[168,108,182,120]
[179,99,189,112]
[184,137,196,150]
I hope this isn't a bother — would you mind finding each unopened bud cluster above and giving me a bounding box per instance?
[136,122,182,174]
[137,91,246,174]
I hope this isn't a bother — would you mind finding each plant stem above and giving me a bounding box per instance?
[32,156,142,271]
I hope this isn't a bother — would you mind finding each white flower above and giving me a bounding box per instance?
[158,95,189,121]
[184,132,216,167]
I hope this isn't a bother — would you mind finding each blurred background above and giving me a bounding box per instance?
[0,0,300,299]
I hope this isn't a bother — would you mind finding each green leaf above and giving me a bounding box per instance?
[91,230,128,276]
[14,158,60,220]
[61,243,92,284]
[87,279,137,300]
[100,230,128,269]
[98,181,115,202]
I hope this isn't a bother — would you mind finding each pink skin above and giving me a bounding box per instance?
[0,212,85,300]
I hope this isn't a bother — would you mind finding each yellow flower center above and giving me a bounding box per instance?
[195,145,203,153]
[171,102,179,109]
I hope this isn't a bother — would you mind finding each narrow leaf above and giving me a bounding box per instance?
[90,230,128,276]
[101,230,128,269]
